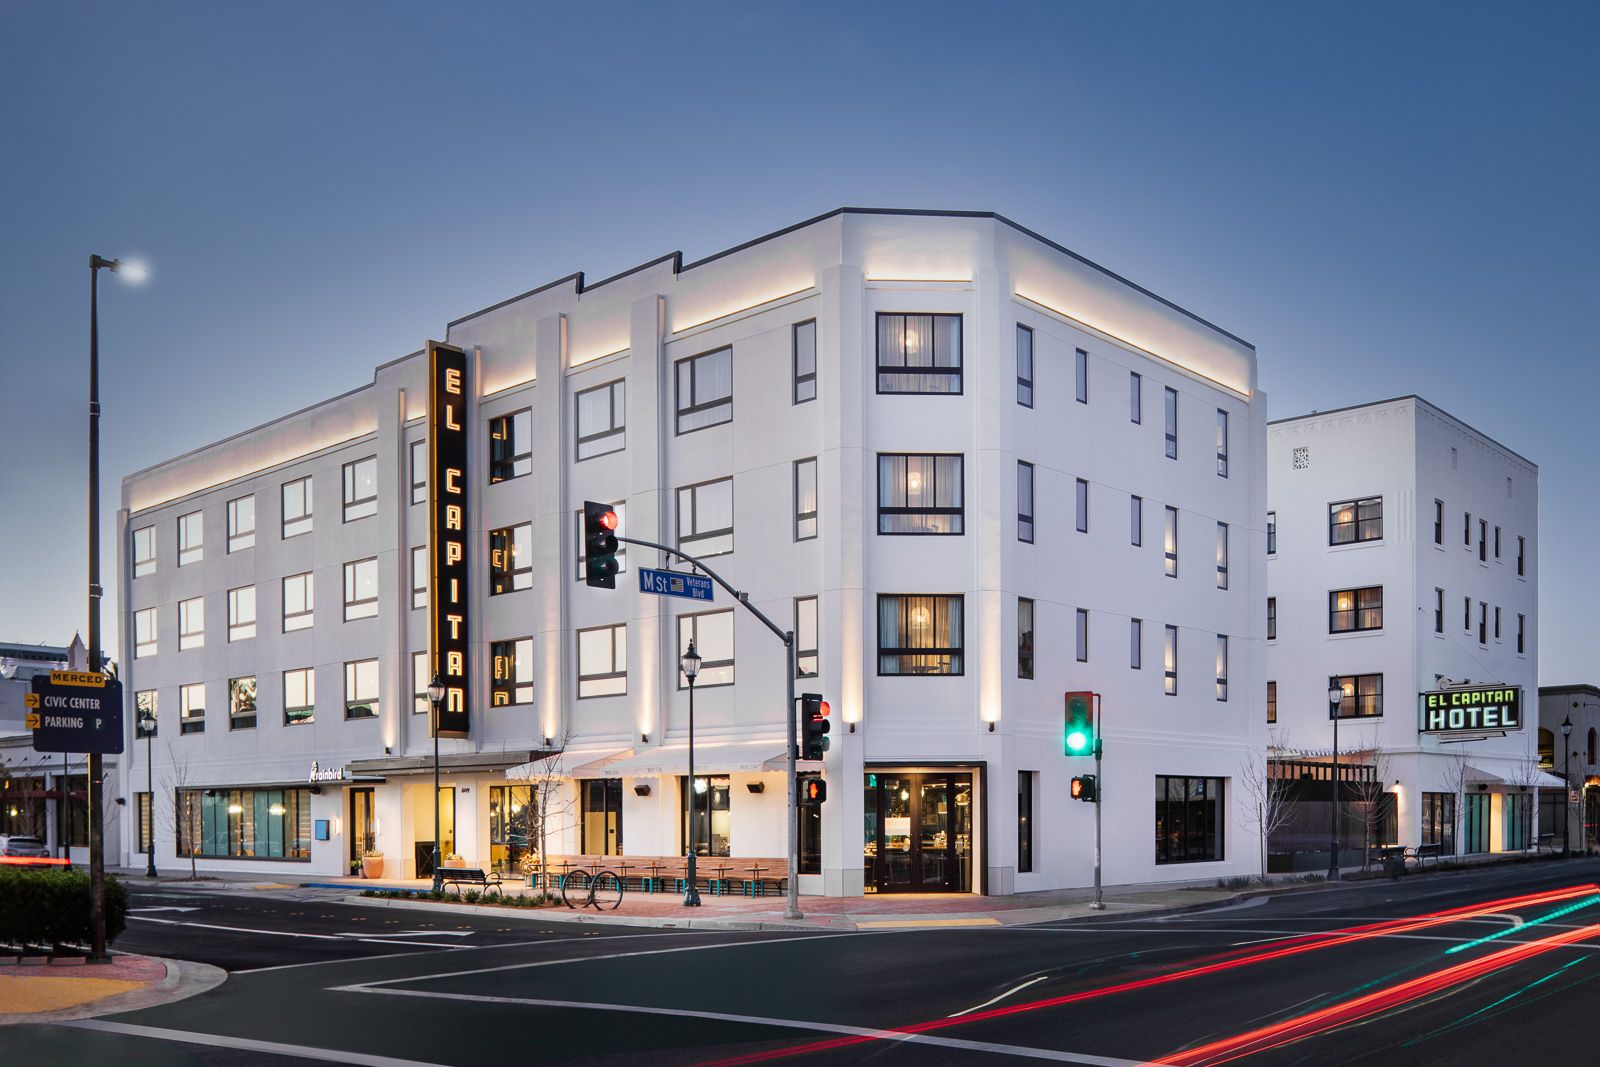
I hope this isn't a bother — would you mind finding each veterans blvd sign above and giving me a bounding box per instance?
[638,567,714,602]
[1419,686,1522,734]
[27,671,124,754]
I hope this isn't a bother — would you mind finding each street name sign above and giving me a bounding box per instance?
[29,670,124,754]
[639,567,714,602]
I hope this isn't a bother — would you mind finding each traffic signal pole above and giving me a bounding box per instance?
[1091,692,1104,911]
[612,532,805,921]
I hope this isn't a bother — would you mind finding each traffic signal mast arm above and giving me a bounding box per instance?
[613,532,792,644]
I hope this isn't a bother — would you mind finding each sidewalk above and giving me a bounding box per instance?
[0,953,224,1025]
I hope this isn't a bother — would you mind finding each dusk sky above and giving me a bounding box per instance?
[2,2,1594,683]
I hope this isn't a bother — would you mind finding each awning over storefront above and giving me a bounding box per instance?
[591,740,789,778]
[504,748,631,781]
[348,750,548,777]
[1462,764,1567,789]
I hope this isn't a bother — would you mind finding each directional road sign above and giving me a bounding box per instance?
[29,671,124,755]
[638,567,714,602]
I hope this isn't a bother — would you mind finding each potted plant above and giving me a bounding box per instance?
[361,849,385,879]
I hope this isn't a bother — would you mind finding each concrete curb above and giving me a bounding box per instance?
[1,955,226,1026]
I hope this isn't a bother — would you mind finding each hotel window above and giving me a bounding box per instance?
[1164,506,1178,578]
[1478,519,1487,561]
[282,571,313,632]
[794,319,817,404]
[1267,681,1277,723]
[1163,387,1178,459]
[795,596,818,678]
[1163,625,1178,695]
[577,624,627,698]
[1017,462,1035,543]
[675,347,734,433]
[229,676,257,730]
[343,557,379,620]
[1435,588,1444,633]
[678,610,734,688]
[410,439,426,504]
[342,456,378,522]
[134,607,157,658]
[180,682,205,735]
[1267,511,1276,556]
[574,503,627,579]
[1130,495,1143,546]
[226,495,255,552]
[1517,536,1526,576]
[178,596,204,650]
[1328,586,1382,633]
[411,546,427,609]
[1517,614,1526,654]
[413,652,430,715]
[1018,772,1035,874]
[1216,523,1229,589]
[1216,410,1229,477]
[1494,526,1501,559]
[1215,636,1228,701]
[1075,348,1088,404]
[575,379,626,460]
[1015,324,1033,408]
[490,637,534,706]
[132,525,156,577]
[677,477,734,557]
[1478,601,1487,644]
[1464,511,1472,547]
[1156,776,1224,864]
[878,453,963,535]
[1464,595,1472,631]
[1267,597,1277,641]
[177,509,203,566]
[489,523,533,594]
[876,312,961,394]
[135,690,157,738]
[1076,608,1089,663]
[794,458,818,541]
[281,476,313,538]
[1332,673,1383,718]
[284,668,315,726]
[1329,497,1382,544]
[1129,371,1142,423]
[489,409,532,482]
[1494,606,1501,640]
[1130,618,1142,670]
[1433,499,1444,545]
[227,585,256,642]
[877,594,964,676]
[1076,478,1089,534]
[1018,598,1034,679]
[344,659,379,719]
[176,787,312,861]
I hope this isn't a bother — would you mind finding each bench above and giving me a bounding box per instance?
[438,866,502,898]
[1405,843,1445,869]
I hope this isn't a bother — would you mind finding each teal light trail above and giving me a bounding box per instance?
[1443,894,1600,955]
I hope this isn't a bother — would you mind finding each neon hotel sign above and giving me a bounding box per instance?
[428,341,471,739]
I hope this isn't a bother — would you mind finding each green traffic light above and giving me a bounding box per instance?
[1066,729,1089,752]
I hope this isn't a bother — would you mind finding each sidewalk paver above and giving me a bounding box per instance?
[0,954,224,1025]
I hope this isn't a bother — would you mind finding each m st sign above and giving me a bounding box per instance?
[1418,686,1522,734]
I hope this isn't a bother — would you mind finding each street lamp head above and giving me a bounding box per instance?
[1562,714,1573,739]
[1328,683,1344,707]
[90,254,149,281]
[427,672,446,705]
[681,639,701,682]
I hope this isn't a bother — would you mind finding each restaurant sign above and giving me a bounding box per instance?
[308,761,348,784]
[429,340,471,738]
[1418,686,1522,733]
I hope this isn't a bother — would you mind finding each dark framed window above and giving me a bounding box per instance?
[793,320,817,404]
[1164,506,1178,578]
[681,775,731,857]
[1478,519,1487,561]
[1434,587,1444,634]
[1016,324,1033,408]
[1433,499,1443,545]
[134,607,156,658]
[1129,371,1142,423]
[1131,495,1143,546]
[342,456,377,522]
[878,453,963,534]
[1267,510,1276,555]
[177,509,204,566]
[678,609,734,688]
[1216,409,1229,478]
[1517,536,1526,576]
[282,475,313,538]
[343,557,378,620]
[229,676,257,730]
[227,494,255,552]
[1076,608,1089,663]
[132,525,156,577]
[678,477,734,557]
[795,596,818,678]
[1074,348,1088,404]
[676,347,733,433]
[1017,462,1034,543]
[877,594,963,676]
[344,659,379,719]
[1017,597,1034,680]
[1267,597,1277,641]
[1464,511,1472,547]
[1517,614,1526,654]
[794,458,818,541]
[1130,618,1142,670]
[1464,595,1472,631]
[176,788,312,861]
[1494,526,1501,559]
[581,779,624,856]
[575,502,627,579]
[1266,681,1277,723]
[1215,636,1228,701]
[489,409,532,482]
[1216,522,1229,589]
[411,546,427,610]
[179,596,205,649]
[1421,792,1456,854]
[1479,601,1487,645]
[1163,387,1178,459]
[1155,776,1223,864]
[284,667,315,726]
[179,682,205,734]
[1329,497,1382,544]
[1331,673,1383,718]
[490,637,534,706]
[412,652,429,715]
[575,380,626,460]
[489,523,533,594]
[1076,478,1089,534]
[1328,586,1383,633]
[1018,772,1035,874]
[1164,626,1178,695]
[1494,606,1501,641]
[577,624,626,698]
[875,312,962,394]
[227,585,256,642]
[283,572,313,632]
[411,438,427,505]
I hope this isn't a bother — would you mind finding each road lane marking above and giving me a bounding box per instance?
[128,914,466,948]
[233,932,688,974]
[858,918,1001,928]
[61,1020,453,1067]
[128,906,199,913]
[346,986,1150,1066]
[948,975,1051,1017]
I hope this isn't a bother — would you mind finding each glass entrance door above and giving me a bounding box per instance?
[350,788,375,865]
[864,771,974,893]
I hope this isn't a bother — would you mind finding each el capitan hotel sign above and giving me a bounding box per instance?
[1418,685,1523,734]
[429,340,471,738]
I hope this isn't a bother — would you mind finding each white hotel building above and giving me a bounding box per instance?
[1266,396,1545,863]
[116,209,1267,894]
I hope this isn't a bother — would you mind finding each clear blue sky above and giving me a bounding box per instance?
[1,2,1594,683]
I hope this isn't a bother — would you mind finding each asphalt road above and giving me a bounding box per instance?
[5,860,1600,1066]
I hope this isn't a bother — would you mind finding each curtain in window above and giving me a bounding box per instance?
[879,595,962,674]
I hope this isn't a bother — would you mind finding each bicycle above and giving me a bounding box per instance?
[561,868,624,910]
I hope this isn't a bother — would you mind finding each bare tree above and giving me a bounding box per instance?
[1438,753,1473,861]
[1340,730,1392,870]
[1505,755,1547,853]
[508,727,577,891]
[1237,728,1297,881]
[154,742,201,880]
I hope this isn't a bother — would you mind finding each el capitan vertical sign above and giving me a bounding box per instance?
[429,340,471,738]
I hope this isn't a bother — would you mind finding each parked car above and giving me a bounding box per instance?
[0,835,51,859]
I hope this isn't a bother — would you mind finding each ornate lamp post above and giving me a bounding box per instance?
[682,640,702,907]
[1327,680,1345,880]
[1561,713,1574,858]
[136,706,157,878]
[428,673,446,892]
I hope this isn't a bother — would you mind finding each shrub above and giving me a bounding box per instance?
[0,869,128,949]
[464,890,481,904]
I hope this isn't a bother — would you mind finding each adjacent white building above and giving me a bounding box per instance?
[1266,396,1546,865]
[116,208,1268,894]
[1537,684,1600,853]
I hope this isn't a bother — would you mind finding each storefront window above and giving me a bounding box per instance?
[681,775,731,857]
[1421,792,1456,854]
[0,776,48,838]
[489,785,535,873]
[581,780,623,856]
[1154,775,1223,864]
[177,788,312,860]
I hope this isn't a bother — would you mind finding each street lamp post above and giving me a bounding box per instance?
[1328,680,1345,881]
[137,709,157,879]
[682,641,702,907]
[428,673,446,892]
[1561,713,1574,858]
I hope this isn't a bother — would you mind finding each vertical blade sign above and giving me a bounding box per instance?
[429,341,471,738]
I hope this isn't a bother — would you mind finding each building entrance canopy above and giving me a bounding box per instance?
[1462,763,1566,789]
[590,740,790,778]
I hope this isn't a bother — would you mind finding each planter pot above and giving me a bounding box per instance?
[361,856,386,879]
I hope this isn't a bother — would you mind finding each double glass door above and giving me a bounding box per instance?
[864,772,973,893]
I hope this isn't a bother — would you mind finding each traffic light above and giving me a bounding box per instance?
[800,692,831,760]
[1064,691,1095,757]
[802,777,827,806]
[1070,774,1098,803]
[583,501,619,588]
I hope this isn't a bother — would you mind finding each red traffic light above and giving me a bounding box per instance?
[802,778,827,805]
[1071,776,1084,799]
[598,509,618,531]
[817,700,830,719]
